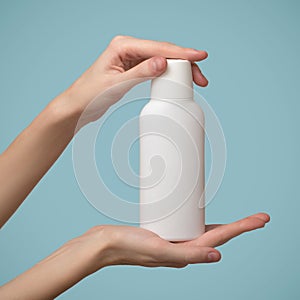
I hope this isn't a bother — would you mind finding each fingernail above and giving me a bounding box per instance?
[208,252,219,262]
[152,58,165,72]
[189,49,208,59]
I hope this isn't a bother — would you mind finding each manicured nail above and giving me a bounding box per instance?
[153,58,165,72]
[208,252,219,262]
[191,48,206,53]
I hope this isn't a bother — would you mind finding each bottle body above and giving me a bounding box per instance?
[139,97,205,241]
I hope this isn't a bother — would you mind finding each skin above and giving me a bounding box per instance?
[0,36,270,299]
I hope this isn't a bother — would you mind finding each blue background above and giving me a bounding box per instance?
[0,0,299,299]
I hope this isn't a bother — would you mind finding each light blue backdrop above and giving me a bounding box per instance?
[0,0,299,299]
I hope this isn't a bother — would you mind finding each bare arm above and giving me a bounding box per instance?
[0,36,270,300]
[0,213,270,300]
[0,36,208,228]
[0,95,77,227]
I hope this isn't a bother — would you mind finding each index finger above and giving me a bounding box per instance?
[110,35,208,61]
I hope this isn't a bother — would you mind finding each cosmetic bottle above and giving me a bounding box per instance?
[139,59,205,241]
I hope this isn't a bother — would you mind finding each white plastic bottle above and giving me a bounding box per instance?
[139,59,205,241]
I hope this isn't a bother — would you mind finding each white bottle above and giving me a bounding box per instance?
[139,59,205,241]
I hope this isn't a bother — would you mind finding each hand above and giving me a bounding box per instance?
[81,212,270,272]
[0,213,270,299]
[0,36,208,228]
[57,35,209,125]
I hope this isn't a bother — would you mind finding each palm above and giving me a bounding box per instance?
[114,213,270,268]
[138,212,269,245]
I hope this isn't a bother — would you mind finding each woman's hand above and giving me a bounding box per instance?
[56,35,209,124]
[0,36,208,228]
[0,213,270,299]
[65,213,270,273]
[87,212,270,270]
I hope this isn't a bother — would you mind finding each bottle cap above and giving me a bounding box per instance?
[151,59,193,100]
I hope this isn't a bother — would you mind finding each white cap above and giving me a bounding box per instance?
[151,59,193,100]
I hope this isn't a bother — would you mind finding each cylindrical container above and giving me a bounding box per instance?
[139,59,205,241]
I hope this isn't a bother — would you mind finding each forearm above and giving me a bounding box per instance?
[0,93,80,227]
[0,37,208,228]
[0,237,105,300]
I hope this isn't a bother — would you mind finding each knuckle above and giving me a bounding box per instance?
[108,35,133,55]
[110,35,130,47]
[86,225,105,235]
[109,36,123,49]
[112,35,124,42]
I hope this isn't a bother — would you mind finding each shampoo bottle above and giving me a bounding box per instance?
[139,59,205,241]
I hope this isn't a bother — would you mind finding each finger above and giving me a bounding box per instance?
[205,224,222,231]
[121,57,208,90]
[205,213,270,232]
[192,62,208,87]
[110,35,208,62]
[102,56,166,100]
[195,214,269,248]
[157,244,221,267]
[121,56,167,83]
[251,212,271,223]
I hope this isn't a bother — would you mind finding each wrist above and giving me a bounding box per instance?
[48,86,111,132]
[77,226,118,273]
[46,92,82,131]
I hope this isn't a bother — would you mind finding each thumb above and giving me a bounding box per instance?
[121,56,167,84]
[91,57,167,113]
